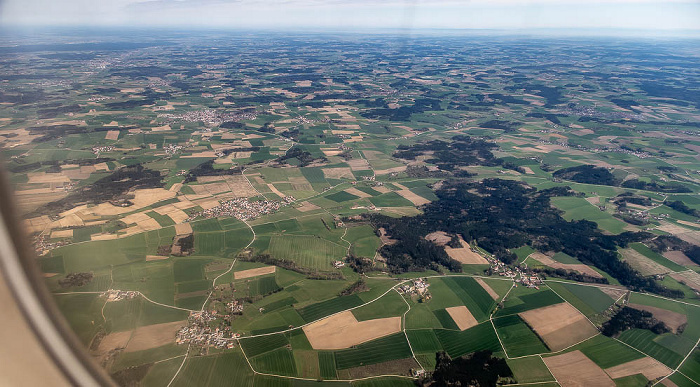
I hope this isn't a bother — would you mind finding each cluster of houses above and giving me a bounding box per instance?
[91,145,114,155]
[164,143,184,156]
[175,310,240,349]
[488,257,542,289]
[226,299,244,314]
[32,234,70,256]
[103,289,138,302]
[398,278,431,301]
[187,196,294,222]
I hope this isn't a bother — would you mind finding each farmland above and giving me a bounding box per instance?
[9,29,700,387]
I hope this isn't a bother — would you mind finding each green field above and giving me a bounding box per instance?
[440,277,496,322]
[344,225,381,258]
[351,377,416,387]
[679,347,700,384]
[405,303,443,329]
[326,191,360,202]
[405,329,443,354]
[296,294,364,323]
[546,282,615,316]
[240,333,290,358]
[493,315,550,357]
[334,333,413,370]
[250,348,298,376]
[433,308,460,330]
[434,323,502,358]
[551,196,626,234]
[248,276,282,297]
[507,356,555,384]
[618,329,685,368]
[171,351,253,387]
[368,192,414,207]
[560,334,644,369]
[495,288,563,316]
[629,242,687,272]
[266,235,347,271]
[319,351,337,379]
[351,290,407,321]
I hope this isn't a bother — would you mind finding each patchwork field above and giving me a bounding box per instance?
[266,235,347,271]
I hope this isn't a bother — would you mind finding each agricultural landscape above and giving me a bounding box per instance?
[1,29,700,386]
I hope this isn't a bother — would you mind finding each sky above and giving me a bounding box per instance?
[1,0,699,33]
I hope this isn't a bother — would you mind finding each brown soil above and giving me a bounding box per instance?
[669,271,700,292]
[174,223,193,235]
[297,201,321,212]
[234,266,276,280]
[663,251,697,266]
[604,356,671,381]
[444,238,488,264]
[520,303,598,352]
[543,350,614,387]
[445,306,478,331]
[322,167,354,179]
[531,252,603,278]
[302,311,401,350]
[425,231,451,246]
[475,278,500,300]
[627,303,688,333]
[620,248,671,276]
[395,190,431,206]
[344,187,373,198]
[346,159,371,171]
[94,331,132,363]
[124,321,186,353]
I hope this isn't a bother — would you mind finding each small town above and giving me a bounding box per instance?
[186,196,295,222]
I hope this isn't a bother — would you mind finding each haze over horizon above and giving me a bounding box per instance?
[1,0,699,35]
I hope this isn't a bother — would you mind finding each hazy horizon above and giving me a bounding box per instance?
[1,0,699,35]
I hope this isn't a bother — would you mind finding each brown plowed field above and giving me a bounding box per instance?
[519,303,597,352]
[604,356,671,381]
[543,350,614,387]
[234,266,276,279]
[303,311,401,350]
[445,306,478,331]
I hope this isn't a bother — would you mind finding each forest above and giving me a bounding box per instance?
[366,178,683,297]
[393,135,523,173]
[601,307,669,337]
[425,350,513,387]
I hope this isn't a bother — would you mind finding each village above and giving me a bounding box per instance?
[175,310,240,350]
[186,196,295,222]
